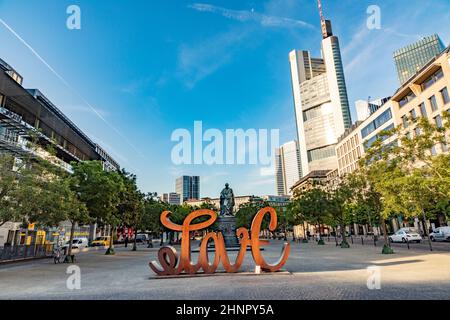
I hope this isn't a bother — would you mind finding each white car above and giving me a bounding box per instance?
[430,227,450,242]
[389,228,422,243]
[62,238,88,250]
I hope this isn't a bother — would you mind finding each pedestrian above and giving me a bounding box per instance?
[124,235,129,248]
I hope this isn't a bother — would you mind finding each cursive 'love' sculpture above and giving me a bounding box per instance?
[149,207,290,276]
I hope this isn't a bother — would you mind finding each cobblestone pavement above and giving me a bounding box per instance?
[1,240,449,300]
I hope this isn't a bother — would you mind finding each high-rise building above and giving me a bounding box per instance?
[355,97,391,122]
[394,34,445,85]
[275,141,302,196]
[162,193,182,205]
[289,2,352,178]
[175,176,200,202]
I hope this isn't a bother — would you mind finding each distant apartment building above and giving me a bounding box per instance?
[289,9,352,178]
[162,193,181,206]
[175,176,200,202]
[394,34,445,85]
[275,141,302,196]
[0,57,120,246]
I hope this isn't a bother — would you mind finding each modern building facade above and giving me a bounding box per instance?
[162,193,182,206]
[175,176,200,202]
[275,140,302,196]
[335,46,450,177]
[336,100,395,176]
[394,34,445,85]
[0,57,120,246]
[289,6,352,178]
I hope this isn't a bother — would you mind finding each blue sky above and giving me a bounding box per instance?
[0,0,449,198]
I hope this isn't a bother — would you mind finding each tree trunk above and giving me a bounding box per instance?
[106,226,115,254]
[132,225,138,251]
[422,210,433,251]
[380,218,389,247]
[67,220,76,262]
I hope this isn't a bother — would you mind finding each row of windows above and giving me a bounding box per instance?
[337,134,360,158]
[307,145,336,163]
[338,146,362,169]
[361,108,393,139]
[421,68,444,91]
[364,124,395,150]
[402,87,449,128]
[303,106,322,122]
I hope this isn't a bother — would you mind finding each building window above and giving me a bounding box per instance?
[429,95,438,111]
[442,143,449,153]
[441,87,450,105]
[431,145,437,156]
[410,109,417,119]
[421,68,444,91]
[419,103,427,117]
[434,115,443,128]
[361,109,393,138]
[307,145,336,162]
[415,127,421,136]
[399,90,416,107]
[0,93,4,107]
[402,115,409,129]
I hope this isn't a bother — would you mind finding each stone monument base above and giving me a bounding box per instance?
[217,215,240,248]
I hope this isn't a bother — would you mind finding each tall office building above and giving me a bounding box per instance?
[175,176,200,202]
[289,1,352,177]
[394,34,445,85]
[275,141,302,196]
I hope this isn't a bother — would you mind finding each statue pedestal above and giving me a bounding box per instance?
[217,216,240,248]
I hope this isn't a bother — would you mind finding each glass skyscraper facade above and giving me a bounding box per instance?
[176,175,200,202]
[289,18,352,177]
[394,34,445,85]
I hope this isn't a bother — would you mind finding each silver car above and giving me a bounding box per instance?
[430,227,450,242]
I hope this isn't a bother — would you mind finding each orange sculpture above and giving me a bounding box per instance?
[149,207,290,276]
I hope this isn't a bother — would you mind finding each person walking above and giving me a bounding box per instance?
[124,235,129,248]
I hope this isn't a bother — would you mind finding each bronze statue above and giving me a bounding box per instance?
[219,183,235,216]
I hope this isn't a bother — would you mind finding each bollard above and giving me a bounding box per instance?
[406,239,410,250]
[361,237,364,246]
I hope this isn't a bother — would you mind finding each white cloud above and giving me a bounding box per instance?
[189,3,314,30]
[177,27,250,88]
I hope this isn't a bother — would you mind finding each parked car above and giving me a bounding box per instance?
[430,227,450,242]
[91,236,111,247]
[389,228,422,243]
[62,238,88,250]
[135,234,148,243]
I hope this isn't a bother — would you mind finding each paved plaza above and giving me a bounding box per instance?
[1,239,450,300]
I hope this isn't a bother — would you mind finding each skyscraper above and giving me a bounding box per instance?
[275,141,302,196]
[393,34,445,85]
[289,1,352,178]
[175,176,200,202]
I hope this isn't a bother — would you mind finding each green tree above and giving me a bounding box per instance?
[296,187,330,245]
[70,161,124,255]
